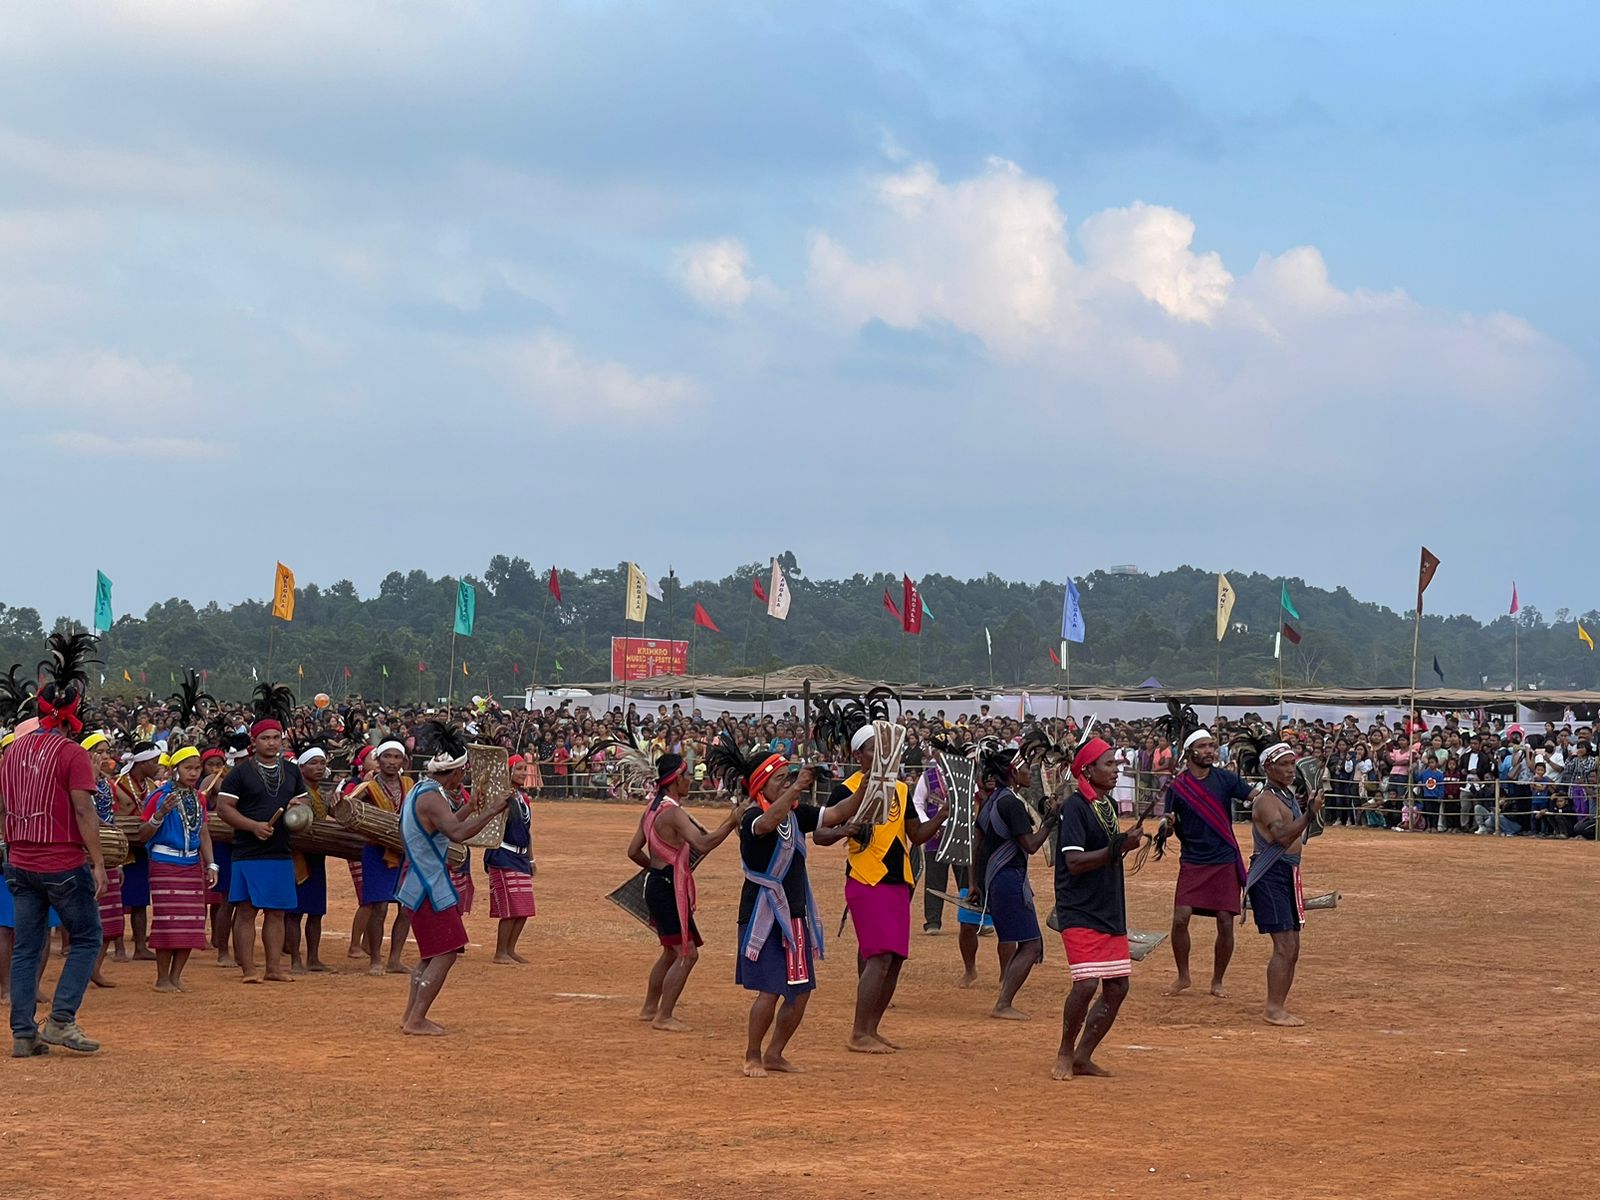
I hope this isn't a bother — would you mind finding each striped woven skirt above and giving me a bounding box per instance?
[488,867,536,919]
[347,856,364,898]
[99,866,126,940]
[149,859,209,950]
[450,858,475,915]
[206,842,232,905]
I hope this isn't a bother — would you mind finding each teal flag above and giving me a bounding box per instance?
[1280,582,1300,621]
[93,571,114,631]
[453,580,476,637]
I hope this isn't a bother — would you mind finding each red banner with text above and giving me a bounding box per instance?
[610,637,689,682]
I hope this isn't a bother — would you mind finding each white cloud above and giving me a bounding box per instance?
[676,237,761,310]
[48,431,222,459]
[466,331,697,422]
[0,351,197,418]
[1079,201,1232,323]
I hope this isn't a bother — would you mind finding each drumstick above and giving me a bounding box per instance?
[266,807,285,828]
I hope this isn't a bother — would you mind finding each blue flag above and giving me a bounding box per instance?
[1062,578,1086,644]
[453,580,476,637]
[93,571,114,632]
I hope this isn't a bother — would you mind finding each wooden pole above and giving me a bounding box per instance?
[1064,639,1072,720]
[1514,617,1520,697]
[1214,636,1222,724]
[1407,599,1423,778]
[448,631,458,705]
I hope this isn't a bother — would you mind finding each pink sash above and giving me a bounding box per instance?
[643,796,696,949]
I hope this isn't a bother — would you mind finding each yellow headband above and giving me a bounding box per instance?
[168,746,200,768]
[81,731,108,751]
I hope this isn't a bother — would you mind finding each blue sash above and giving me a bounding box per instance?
[978,788,1030,909]
[739,813,824,963]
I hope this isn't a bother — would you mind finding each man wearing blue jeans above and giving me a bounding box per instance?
[0,659,108,1058]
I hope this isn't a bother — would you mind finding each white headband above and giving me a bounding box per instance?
[374,740,407,760]
[1182,729,1214,753]
[296,747,328,766]
[850,725,877,752]
[128,747,162,765]
[426,750,468,774]
[1261,742,1294,765]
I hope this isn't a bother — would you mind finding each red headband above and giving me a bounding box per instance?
[38,693,84,735]
[748,753,788,810]
[658,761,687,789]
[1072,737,1112,799]
[250,719,283,738]
[201,748,225,763]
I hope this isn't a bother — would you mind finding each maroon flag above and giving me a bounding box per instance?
[693,602,720,633]
[1417,547,1440,612]
[901,575,923,635]
[1281,620,1302,646]
[1509,582,1519,616]
[343,666,352,680]
[882,589,901,622]
[548,566,563,604]
[512,662,521,676]
[418,660,426,673]
[752,575,768,603]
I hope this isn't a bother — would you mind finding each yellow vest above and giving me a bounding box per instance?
[842,771,913,887]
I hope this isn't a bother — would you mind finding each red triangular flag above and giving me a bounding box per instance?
[343,666,352,679]
[418,660,427,673]
[513,662,521,676]
[901,574,923,635]
[1509,582,1519,616]
[752,575,768,603]
[1048,645,1060,666]
[548,566,563,604]
[693,602,720,633]
[882,589,901,621]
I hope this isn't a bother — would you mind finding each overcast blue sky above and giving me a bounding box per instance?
[3,1,1594,626]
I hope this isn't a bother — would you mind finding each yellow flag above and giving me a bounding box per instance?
[271,561,296,621]
[1216,573,1236,642]
[297,664,304,679]
[122,669,131,683]
[624,562,648,624]
[1581,622,1594,652]
[462,661,469,676]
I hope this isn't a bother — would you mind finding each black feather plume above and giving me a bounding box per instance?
[419,719,467,762]
[704,730,766,795]
[169,669,215,726]
[250,682,296,726]
[0,664,36,725]
[38,631,100,694]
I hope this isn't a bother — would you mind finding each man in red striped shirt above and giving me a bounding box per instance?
[1,676,107,1058]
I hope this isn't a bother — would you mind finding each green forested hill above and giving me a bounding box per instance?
[2,555,1595,701]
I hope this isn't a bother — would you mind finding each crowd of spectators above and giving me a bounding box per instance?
[74,695,1598,841]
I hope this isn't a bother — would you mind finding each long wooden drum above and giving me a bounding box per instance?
[99,824,130,870]
[289,818,367,862]
[329,793,466,868]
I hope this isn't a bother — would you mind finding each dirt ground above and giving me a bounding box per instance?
[4,802,1594,1200]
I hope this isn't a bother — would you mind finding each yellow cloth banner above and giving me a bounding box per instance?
[624,562,649,624]
[271,562,296,621]
[1581,622,1594,652]
[1216,573,1235,642]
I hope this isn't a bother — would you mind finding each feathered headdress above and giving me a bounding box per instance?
[1156,700,1201,758]
[249,682,296,735]
[418,720,468,773]
[583,733,657,799]
[0,664,35,726]
[704,730,791,805]
[169,669,215,727]
[974,734,1021,785]
[35,631,100,734]
[812,687,898,757]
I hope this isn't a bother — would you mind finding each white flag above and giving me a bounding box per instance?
[1059,639,1068,665]
[252,665,259,680]
[644,572,664,602]
[1273,631,1281,660]
[985,627,992,654]
[766,559,791,620]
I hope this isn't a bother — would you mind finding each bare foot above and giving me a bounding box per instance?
[991,1005,1031,1021]
[762,1054,803,1073]
[742,1058,768,1078]
[385,963,408,975]
[153,980,180,993]
[215,955,235,968]
[346,946,365,959]
[1264,1010,1305,1027]
[1163,977,1192,996]
[509,951,530,964]
[111,951,131,964]
[651,1016,691,1032]
[90,974,116,989]
[241,975,264,985]
[307,962,332,973]
[492,954,518,965]
[263,971,296,983]
[402,1019,447,1036]
[368,964,386,978]
[1072,1058,1113,1077]
[848,1035,894,1054]
[291,963,307,976]
[955,971,979,989]
[638,1006,658,1022]
[1209,983,1229,998]
[872,1032,901,1050]
[134,948,156,962]
[1051,1056,1074,1080]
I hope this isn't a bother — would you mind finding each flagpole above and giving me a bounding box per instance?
[1214,638,1222,724]
[448,631,458,706]
[418,665,424,708]
[1276,578,1285,728]
[1407,598,1423,754]
[1063,638,1072,719]
[531,587,551,692]
[1514,617,1520,696]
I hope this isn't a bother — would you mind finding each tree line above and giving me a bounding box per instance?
[2,555,1596,703]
